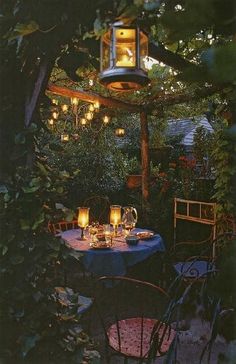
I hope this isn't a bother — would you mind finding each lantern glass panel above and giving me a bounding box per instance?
[115,28,136,67]
[140,31,148,70]
[102,31,111,70]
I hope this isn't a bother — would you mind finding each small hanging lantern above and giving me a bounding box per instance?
[61,134,69,142]
[100,24,149,91]
[115,128,125,137]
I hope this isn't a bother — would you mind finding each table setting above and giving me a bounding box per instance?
[61,204,165,277]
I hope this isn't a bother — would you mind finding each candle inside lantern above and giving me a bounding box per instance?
[77,207,90,240]
[110,205,121,235]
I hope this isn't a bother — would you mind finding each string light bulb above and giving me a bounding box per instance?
[80,118,87,126]
[48,119,54,126]
[52,111,59,120]
[52,99,58,105]
[61,104,68,113]
[94,101,100,110]
[89,104,95,112]
[71,97,79,106]
[103,115,110,124]
[85,112,93,120]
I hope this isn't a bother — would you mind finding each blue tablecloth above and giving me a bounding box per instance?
[61,228,165,277]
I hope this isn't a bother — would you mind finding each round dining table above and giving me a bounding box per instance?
[61,228,165,277]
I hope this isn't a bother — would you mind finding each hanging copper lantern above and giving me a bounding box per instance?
[100,24,149,91]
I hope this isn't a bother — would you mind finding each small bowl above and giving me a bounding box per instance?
[125,235,139,246]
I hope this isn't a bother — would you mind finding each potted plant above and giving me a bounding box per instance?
[126,157,142,189]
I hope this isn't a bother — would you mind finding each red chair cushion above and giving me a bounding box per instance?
[107,317,175,358]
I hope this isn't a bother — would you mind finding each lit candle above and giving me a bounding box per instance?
[116,54,133,67]
[110,205,121,236]
[77,207,90,240]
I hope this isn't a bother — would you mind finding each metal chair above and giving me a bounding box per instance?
[83,195,110,224]
[94,276,176,363]
[170,198,217,282]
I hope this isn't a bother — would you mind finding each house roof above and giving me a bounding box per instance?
[166,117,213,146]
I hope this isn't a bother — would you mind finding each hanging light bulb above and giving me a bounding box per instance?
[94,101,100,110]
[52,111,59,120]
[61,104,69,113]
[85,112,93,121]
[89,104,95,112]
[52,99,58,105]
[89,79,94,86]
[71,97,79,106]
[48,119,54,126]
[80,118,87,126]
[103,115,110,124]
[115,128,125,137]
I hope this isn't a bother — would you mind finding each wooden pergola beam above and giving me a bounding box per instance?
[140,111,150,205]
[47,84,141,113]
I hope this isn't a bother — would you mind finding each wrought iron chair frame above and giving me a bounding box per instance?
[94,276,176,363]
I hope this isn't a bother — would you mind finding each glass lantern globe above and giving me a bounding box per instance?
[100,25,149,91]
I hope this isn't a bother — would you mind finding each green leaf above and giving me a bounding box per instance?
[20,219,30,230]
[10,255,24,264]
[32,213,45,230]
[57,186,64,194]
[22,185,40,193]
[0,185,8,193]
[55,202,65,210]
[59,170,70,179]
[20,334,40,358]
[36,161,48,176]
[2,246,8,255]
[5,21,39,41]
[15,133,26,145]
